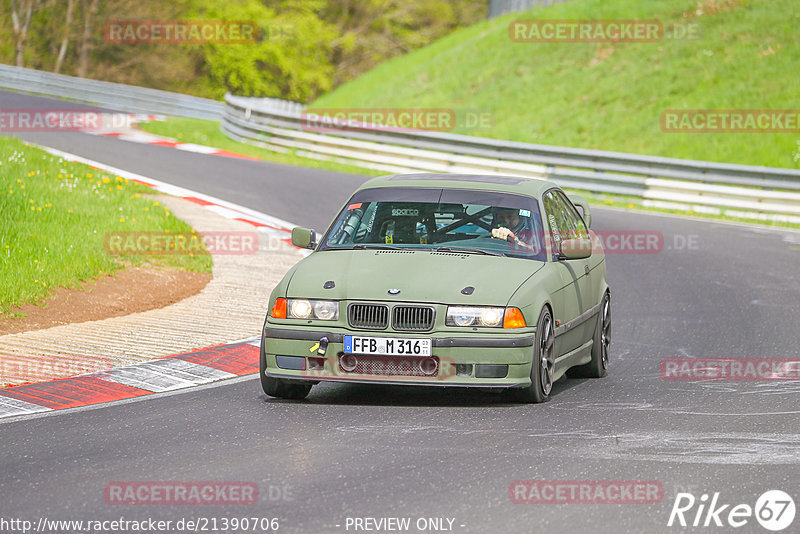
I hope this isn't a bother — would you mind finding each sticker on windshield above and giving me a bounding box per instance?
[519,209,531,217]
[348,203,362,210]
[392,208,419,216]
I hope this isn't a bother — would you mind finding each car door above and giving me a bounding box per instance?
[542,189,593,353]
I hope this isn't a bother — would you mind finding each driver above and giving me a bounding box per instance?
[491,207,535,250]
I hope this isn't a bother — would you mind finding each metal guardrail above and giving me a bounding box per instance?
[2,65,797,221]
[0,64,224,119]
[222,94,800,220]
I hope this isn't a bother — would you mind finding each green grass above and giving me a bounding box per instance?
[139,118,384,177]
[0,137,212,314]
[310,0,800,169]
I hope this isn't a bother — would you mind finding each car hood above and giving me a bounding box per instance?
[286,249,545,306]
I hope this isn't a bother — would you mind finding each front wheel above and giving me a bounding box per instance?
[511,307,554,403]
[260,337,312,400]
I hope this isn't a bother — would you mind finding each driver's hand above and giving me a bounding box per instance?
[492,227,515,242]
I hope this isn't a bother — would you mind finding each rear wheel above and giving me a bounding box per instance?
[568,291,610,379]
[260,337,312,400]
[511,307,554,403]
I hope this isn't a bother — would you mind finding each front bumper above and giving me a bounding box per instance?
[262,323,536,388]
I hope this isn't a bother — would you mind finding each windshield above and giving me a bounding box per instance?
[319,187,546,261]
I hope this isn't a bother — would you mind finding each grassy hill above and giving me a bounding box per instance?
[310,0,800,169]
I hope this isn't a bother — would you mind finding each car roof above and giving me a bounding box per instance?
[355,173,560,198]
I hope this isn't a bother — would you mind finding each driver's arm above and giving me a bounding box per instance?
[491,227,515,241]
[492,227,535,250]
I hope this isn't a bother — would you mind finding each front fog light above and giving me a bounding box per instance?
[340,354,358,372]
[313,300,338,320]
[289,299,313,319]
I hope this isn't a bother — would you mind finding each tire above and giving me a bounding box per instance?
[511,307,555,403]
[567,291,610,379]
[260,336,312,400]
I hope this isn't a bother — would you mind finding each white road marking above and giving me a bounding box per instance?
[136,359,236,383]
[0,396,51,417]
[93,365,198,392]
[175,143,219,154]
[84,357,239,393]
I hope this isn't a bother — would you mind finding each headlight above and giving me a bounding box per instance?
[446,306,505,328]
[287,299,339,320]
[446,306,527,328]
[290,299,313,318]
[313,300,338,320]
[480,308,504,327]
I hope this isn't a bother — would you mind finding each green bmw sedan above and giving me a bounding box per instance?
[260,173,610,403]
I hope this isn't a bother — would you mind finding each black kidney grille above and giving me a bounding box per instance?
[392,306,435,331]
[348,303,389,329]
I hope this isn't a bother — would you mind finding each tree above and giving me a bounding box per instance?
[10,0,38,66]
[54,0,76,73]
[76,0,99,77]
[191,0,339,101]
[0,0,486,100]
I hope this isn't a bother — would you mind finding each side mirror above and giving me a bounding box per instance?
[291,227,317,250]
[568,194,592,229]
[559,238,592,260]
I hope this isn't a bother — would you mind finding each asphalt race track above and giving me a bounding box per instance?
[2,90,800,533]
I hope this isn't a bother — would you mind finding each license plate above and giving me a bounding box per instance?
[344,335,432,357]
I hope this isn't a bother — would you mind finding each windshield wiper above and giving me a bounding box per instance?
[432,246,503,256]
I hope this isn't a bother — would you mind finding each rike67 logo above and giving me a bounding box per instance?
[668,490,795,531]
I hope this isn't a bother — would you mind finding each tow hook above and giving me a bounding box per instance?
[317,337,329,356]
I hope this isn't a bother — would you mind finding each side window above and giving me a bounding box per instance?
[542,191,562,251]
[543,190,588,253]
[555,191,588,240]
